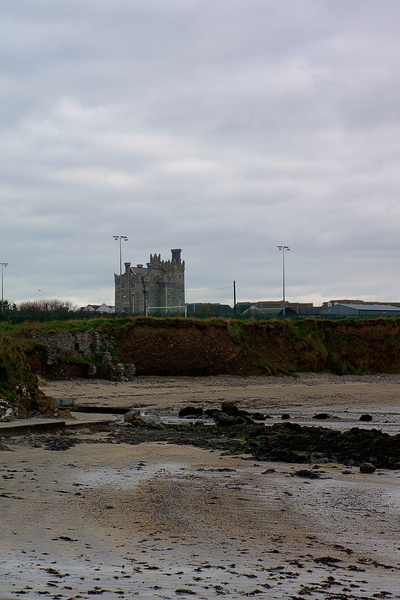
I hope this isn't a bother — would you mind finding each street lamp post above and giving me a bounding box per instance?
[277,246,290,317]
[113,236,128,313]
[1,262,8,313]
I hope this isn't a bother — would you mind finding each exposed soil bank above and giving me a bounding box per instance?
[18,316,400,380]
[112,317,400,376]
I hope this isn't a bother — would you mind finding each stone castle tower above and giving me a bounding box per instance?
[114,249,185,314]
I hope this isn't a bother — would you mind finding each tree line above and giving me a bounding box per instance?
[3,299,79,312]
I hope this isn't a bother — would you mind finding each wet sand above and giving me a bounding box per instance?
[46,373,400,433]
[1,374,400,599]
[44,373,400,416]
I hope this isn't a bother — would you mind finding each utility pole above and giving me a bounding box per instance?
[1,262,8,313]
[277,246,290,317]
[113,236,128,313]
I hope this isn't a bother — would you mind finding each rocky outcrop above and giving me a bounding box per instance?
[0,399,15,421]
[178,402,268,425]
[100,351,136,381]
[28,329,112,359]
[123,410,161,427]
[242,423,400,469]
[26,329,136,381]
[111,413,400,469]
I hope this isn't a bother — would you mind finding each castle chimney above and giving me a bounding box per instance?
[171,248,182,261]
[124,262,131,274]
[147,263,152,275]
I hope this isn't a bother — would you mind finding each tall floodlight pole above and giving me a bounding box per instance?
[277,246,290,317]
[113,236,128,313]
[1,262,8,313]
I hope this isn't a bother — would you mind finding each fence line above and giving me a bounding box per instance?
[1,310,399,324]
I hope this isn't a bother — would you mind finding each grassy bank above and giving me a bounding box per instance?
[0,331,51,414]
[1,315,400,383]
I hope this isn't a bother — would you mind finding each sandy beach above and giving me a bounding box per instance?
[1,374,399,599]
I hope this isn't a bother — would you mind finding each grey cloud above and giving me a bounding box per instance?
[1,0,400,307]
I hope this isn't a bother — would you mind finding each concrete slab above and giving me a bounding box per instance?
[0,413,117,436]
[0,418,66,436]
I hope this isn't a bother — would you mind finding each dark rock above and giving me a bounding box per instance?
[197,467,236,472]
[0,399,16,421]
[250,412,267,421]
[124,410,161,427]
[0,438,12,451]
[359,462,376,473]
[204,408,219,418]
[313,413,330,420]
[233,416,246,425]
[314,556,341,565]
[124,409,140,422]
[275,421,302,432]
[220,402,256,424]
[237,414,255,425]
[293,469,321,479]
[44,437,76,451]
[57,398,77,409]
[281,413,291,420]
[359,414,373,422]
[178,406,204,418]
[212,411,237,426]
[221,401,241,416]
[211,409,254,426]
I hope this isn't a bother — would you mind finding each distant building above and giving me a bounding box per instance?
[322,299,367,307]
[114,249,185,314]
[240,305,298,318]
[82,303,115,313]
[235,301,314,315]
[323,299,400,309]
[320,303,400,318]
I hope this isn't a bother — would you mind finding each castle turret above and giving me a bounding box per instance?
[171,249,182,261]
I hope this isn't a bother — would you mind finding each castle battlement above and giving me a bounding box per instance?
[149,249,184,271]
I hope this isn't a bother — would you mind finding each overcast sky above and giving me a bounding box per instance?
[1,0,400,309]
